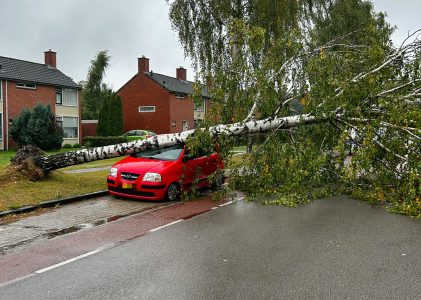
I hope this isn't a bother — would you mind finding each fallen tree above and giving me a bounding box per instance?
[33,112,327,173]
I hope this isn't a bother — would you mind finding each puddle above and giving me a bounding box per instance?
[44,215,126,240]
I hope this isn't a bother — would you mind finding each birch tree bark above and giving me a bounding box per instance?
[35,113,326,172]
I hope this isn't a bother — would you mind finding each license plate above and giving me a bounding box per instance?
[122,182,133,189]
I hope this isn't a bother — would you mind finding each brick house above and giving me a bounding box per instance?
[117,56,209,134]
[0,50,82,150]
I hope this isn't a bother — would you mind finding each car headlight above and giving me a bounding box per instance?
[109,167,118,177]
[142,172,162,182]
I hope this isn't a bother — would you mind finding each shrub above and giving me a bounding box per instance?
[63,144,73,148]
[10,104,63,150]
[82,136,128,147]
[97,92,124,137]
[72,143,81,148]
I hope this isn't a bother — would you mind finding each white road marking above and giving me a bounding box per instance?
[211,207,219,210]
[36,248,104,274]
[149,219,183,233]
[0,274,35,288]
[218,201,233,207]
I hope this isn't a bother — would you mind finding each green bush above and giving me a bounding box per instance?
[63,144,73,148]
[83,136,128,147]
[97,92,124,137]
[10,104,63,150]
[73,143,81,148]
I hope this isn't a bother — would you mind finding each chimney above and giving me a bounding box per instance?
[176,66,186,81]
[44,49,57,68]
[138,56,149,73]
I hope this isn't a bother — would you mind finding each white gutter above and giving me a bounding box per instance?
[5,80,8,150]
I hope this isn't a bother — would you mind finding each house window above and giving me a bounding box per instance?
[139,106,156,113]
[57,116,78,139]
[16,82,36,89]
[56,116,63,128]
[63,89,77,106]
[175,94,185,100]
[194,99,206,112]
[56,88,63,105]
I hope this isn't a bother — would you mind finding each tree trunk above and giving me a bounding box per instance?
[35,113,326,173]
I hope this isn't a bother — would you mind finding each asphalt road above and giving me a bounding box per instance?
[1,195,421,299]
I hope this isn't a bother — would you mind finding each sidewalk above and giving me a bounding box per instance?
[0,195,166,255]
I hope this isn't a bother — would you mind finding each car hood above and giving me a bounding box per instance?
[113,156,177,174]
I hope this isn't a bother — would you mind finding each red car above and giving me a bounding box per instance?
[107,144,224,201]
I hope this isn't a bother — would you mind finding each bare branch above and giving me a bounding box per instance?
[336,118,407,161]
[375,79,421,98]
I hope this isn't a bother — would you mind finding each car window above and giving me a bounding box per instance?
[184,146,213,160]
[135,144,184,161]
[126,131,136,136]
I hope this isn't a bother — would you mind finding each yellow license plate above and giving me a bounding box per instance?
[122,182,133,189]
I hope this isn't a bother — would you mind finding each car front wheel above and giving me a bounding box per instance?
[166,183,179,201]
[212,173,225,190]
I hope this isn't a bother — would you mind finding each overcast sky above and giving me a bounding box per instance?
[0,0,419,89]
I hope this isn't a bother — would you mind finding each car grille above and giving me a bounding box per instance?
[121,172,140,181]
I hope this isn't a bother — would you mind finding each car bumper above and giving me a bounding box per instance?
[107,177,167,201]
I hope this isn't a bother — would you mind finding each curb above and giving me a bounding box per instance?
[0,190,108,218]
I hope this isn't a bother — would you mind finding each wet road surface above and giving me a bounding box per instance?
[1,195,420,299]
[0,193,233,285]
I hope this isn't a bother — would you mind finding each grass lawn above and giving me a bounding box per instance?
[0,148,127,212]
[0,151,15,167]
[0,169,109,211]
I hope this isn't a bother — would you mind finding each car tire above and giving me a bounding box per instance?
[166,183,180,201]
[212,174,225,190]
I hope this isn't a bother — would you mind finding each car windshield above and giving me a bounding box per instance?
[135,144,183,161]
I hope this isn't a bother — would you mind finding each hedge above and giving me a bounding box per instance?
[83,136,128,147]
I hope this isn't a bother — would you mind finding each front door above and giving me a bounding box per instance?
[182,120,189,131]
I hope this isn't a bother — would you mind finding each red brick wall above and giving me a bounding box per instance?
[7,81,56,118]
[118,74,171,134]
[1,80,5,148]
[81,122,97,137]
[6,81,56,149]
[169,94,194,133]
